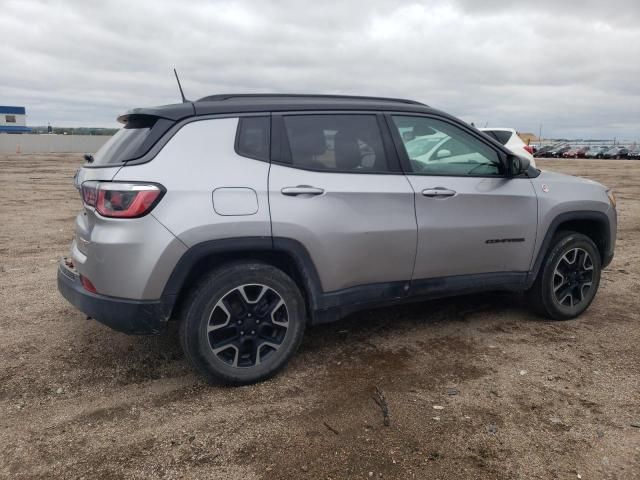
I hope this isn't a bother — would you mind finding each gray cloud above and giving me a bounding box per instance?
[1,0,638,139]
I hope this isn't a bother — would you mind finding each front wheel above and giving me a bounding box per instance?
[180,262,306,385]
[527,232,602,320]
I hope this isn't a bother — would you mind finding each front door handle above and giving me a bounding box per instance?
[422,187,457,198]
[281,185,325,197]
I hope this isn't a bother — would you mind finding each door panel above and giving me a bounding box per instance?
[269,164,417,292]
[406,175,538,279]
[269,113,417,293]
[388,114,538,280]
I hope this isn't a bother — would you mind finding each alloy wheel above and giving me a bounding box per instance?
[206,284,289,368]
[552,248,594,309]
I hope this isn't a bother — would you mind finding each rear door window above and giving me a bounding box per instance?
[281,114,389,172]
[235,116,270,161]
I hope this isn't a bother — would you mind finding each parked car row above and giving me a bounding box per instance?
[534,144,640,159]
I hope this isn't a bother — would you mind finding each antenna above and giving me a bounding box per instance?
[173,68,188,103]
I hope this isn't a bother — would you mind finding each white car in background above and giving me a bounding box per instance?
[480,128,536,167]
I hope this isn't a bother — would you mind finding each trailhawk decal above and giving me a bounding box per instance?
[485,238,526,244]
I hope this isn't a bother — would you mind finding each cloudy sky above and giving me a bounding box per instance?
[1,0,639,139]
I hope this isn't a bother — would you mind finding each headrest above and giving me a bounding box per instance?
[334,130,362,170]
[288,127,327,157]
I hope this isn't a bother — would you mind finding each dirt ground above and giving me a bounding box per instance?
[0,155,638,480]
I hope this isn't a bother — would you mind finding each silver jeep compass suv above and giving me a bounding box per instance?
[58,94,617,384]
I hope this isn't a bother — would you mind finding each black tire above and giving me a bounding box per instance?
[179,262,306,385]
[527,231,601,320]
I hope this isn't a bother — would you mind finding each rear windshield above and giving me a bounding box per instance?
[92,127,152,165]
[88,114,173,166]
[483,130,512,145]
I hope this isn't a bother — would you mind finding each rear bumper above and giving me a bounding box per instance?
[57,258,169,335]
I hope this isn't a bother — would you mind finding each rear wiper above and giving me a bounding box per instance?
[83,153,94,163]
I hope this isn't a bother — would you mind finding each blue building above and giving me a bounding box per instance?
[0,106,31,133]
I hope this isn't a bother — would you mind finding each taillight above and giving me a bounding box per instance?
[81,182,164,218]
[81,181,98,206]
[523,145,534,155]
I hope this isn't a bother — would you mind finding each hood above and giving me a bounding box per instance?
[536,169,606,189]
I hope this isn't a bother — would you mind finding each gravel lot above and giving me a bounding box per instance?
[1,155,639,479]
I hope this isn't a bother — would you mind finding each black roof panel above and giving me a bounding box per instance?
[118,94,434,123]
[194,94,433,116]
[196,93,426,106]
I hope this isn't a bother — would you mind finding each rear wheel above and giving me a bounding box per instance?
[527,232,601,320]
[180,262,306,385]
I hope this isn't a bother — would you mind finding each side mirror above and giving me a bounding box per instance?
[436,149,451,159]
[508,154,530,177]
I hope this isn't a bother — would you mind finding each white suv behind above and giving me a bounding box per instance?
[480,128,536,167]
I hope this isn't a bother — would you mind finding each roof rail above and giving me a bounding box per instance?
[196,93,426,106]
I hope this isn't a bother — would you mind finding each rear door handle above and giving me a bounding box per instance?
[422,187,457,198]
[281,185,325,197]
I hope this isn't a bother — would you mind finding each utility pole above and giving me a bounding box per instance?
[539,124,542,145]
